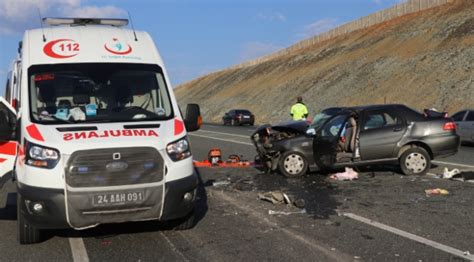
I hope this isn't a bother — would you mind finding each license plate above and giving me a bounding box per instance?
[243,116,250,119]
[92,191,144,207]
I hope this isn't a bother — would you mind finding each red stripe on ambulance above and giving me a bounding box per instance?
[26,124,45,142]
[0,142,17,156]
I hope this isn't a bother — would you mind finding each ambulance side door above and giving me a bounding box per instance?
[0,96,17,188]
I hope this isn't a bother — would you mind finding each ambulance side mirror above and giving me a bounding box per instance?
[185,103,201,132]
[0,110,15,142]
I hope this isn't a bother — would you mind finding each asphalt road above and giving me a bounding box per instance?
[0,123,473,261]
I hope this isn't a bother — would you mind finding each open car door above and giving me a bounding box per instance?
[0,97,17,188]
[313,113,350,170]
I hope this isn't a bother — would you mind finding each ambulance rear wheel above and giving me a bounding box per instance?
[17,195,43,244]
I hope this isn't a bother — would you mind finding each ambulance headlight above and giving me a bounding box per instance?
[26,141,60,169]
[166,137,191,161]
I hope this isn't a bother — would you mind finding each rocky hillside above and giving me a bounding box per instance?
[175,0,474,124]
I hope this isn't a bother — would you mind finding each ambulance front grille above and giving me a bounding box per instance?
[65,147,164,187]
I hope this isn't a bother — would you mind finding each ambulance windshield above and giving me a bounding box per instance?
[28,63,174,124]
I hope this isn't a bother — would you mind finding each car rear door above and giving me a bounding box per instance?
[358,108,405,160]
[451,111,467,140]
[463,111,474,142]
[0,97,17,188]
[313,113,350,169]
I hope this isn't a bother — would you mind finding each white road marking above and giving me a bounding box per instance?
[343,213,474,260]
[432,161,474,169]
[198,129,250,138]
[215,191,353,261]
[189,133,253,146]
[160,232,190,262]
[69,237,89,262]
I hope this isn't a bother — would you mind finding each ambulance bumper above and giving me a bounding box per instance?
[17,174,198,229]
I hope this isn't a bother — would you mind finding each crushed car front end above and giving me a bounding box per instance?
[251,121,316,173]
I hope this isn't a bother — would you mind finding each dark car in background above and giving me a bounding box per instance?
[451,109,474,144]
[252,104,460,177]
[223,109,255,126]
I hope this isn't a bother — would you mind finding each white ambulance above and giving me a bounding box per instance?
[0,18,202,244]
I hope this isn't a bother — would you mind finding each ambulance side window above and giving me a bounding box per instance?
[5,76,11,102]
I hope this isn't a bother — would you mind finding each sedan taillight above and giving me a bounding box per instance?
[443,122,456,131]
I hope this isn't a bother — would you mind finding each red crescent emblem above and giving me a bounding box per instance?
[104,43,132,55]
[43,39,79,59]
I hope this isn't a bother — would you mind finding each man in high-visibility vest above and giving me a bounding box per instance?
[290,96,309,121]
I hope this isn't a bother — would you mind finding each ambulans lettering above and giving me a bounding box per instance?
[63,129,158,141]
[43,39,80,59]
[104,38,132,55]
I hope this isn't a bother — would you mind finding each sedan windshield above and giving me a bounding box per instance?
[311,108,344,130]
[28,63,173,124]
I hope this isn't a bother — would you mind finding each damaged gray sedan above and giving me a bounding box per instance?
[251,105,460,177]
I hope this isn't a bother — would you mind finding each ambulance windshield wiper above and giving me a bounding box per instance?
[33,112,74,124]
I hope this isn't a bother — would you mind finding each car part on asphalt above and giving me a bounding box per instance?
[212,180,231,187]
[424,188,449,196]
[329,167,359,181]
[442,167,461,179]
[268,209,307,215]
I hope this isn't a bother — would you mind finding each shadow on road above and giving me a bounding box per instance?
[0,192,17,221]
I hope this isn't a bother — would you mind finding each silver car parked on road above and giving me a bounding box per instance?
[452,110,474,144]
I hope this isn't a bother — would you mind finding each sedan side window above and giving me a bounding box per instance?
[466,111,474,122]
[451,111,466,122]
[363,111,401,131]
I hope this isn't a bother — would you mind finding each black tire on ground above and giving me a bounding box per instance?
[17,194,43,244]
[172,209,196,231]
[278,151,309,178]
[399,146,431,176]
[250,122,254,126]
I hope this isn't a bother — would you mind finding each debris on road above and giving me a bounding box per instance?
[424,188,449,196]
[258,191,307,210]
[258,191,288,204]
[213,180,231,187]
[442,167,461,179]
[329,167,358,181]
[293,199,306,209]
[268,209,307,215]
[436,168,474,182]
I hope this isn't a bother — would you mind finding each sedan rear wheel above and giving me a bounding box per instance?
[399,146,431,176]
[279,151,308,178]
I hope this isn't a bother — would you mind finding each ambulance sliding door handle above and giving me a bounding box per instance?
[393,127,403,132]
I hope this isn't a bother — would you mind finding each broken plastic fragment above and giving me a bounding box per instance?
[268,209,307,215]
[442,167,461,179]
[424,188,449,196]
[330,167,358,181]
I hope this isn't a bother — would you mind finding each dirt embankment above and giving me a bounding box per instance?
[175,0,474,124]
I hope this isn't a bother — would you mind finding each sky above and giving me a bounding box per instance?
[0,0,404,94]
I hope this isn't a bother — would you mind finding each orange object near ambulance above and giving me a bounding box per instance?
[0,18,202,244]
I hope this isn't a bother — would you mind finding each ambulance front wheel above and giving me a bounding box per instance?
[17,194,43,244]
